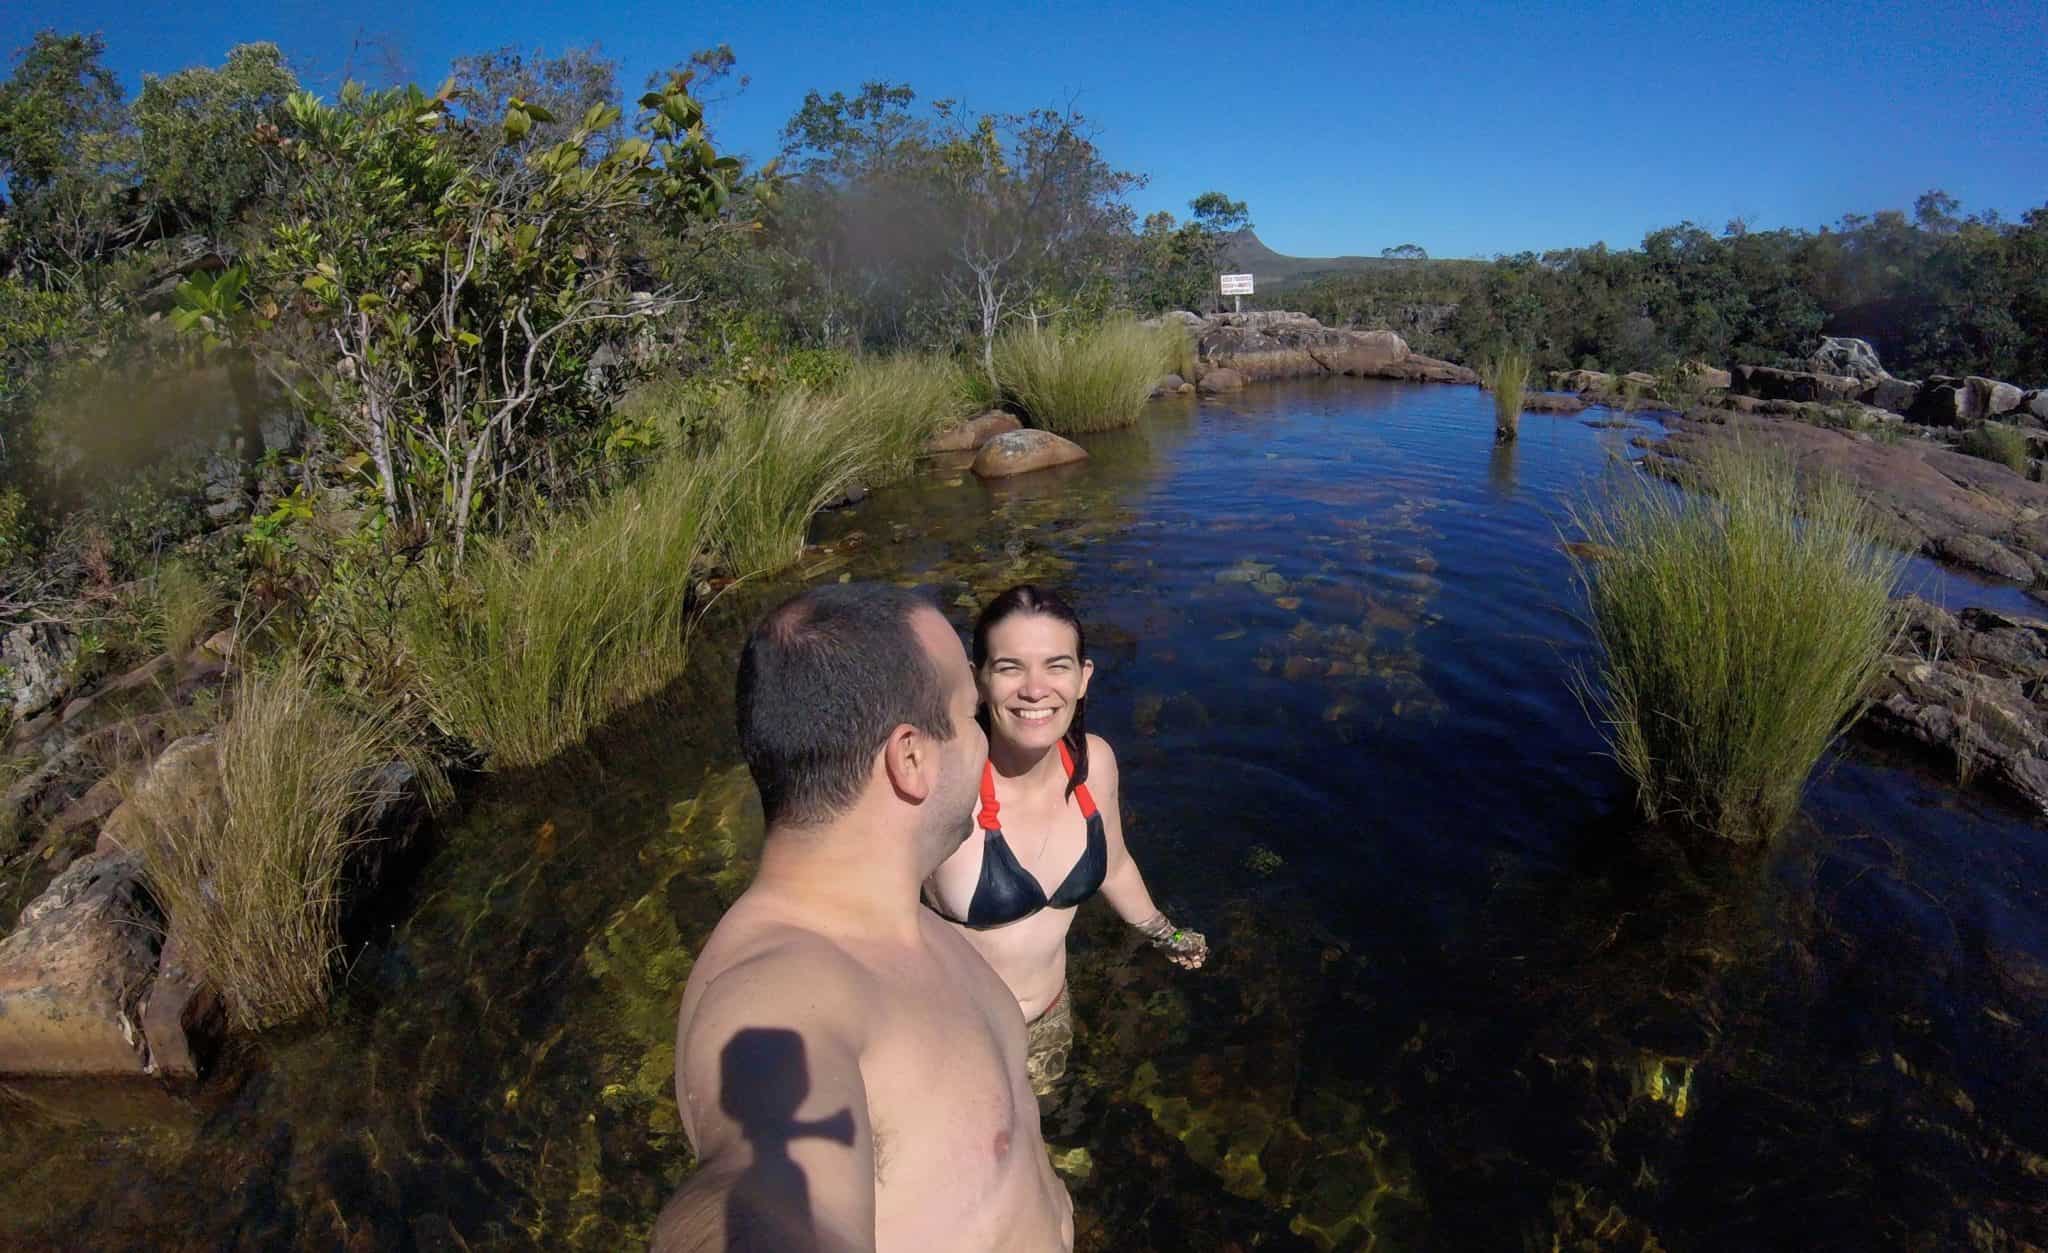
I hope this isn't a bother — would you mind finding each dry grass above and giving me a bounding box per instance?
[136,656,447,1030]
[832,353,979,484]
[1567,443,1901,845]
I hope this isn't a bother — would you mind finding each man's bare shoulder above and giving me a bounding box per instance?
[685,906,876,1039]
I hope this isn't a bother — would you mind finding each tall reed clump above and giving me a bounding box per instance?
[1479,347,1531,442]
[137,657,448,1030]
[403,450,724,768]
[834,352,979,484]
[702,386,872,577]
[994,318,1172,435]
[1566,444,1901,845]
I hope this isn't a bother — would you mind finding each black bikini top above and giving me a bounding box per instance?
[932,739,1107,930]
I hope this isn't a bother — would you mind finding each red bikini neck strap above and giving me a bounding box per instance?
[977,758,1001,830]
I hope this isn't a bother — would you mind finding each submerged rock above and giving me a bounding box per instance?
[1521,392,1588,414]
[971,429,1090,479]
[0,852,161,1076]
[1196,367,1247,394]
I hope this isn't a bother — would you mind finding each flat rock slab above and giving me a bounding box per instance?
[0,852,160,1077]
[925,410,1021,454]
[971,430,1090,479]
[1522,392,1589,414]
[1651,410,2048,588]
[1866,599,2048,815]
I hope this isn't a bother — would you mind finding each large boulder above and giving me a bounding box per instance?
[1552,369,1611,394]
[925,410,1021,454]
[1521,392,1589,414]
[0,852,161,1076]
[1375,354,1478,385]
[1861,377,1922,416]
[1196,368,1247,394]
[1911,377,1981,426]
[1687,363,1733,390]
[1148,374,1187,398]
[1731,364,1862,404]
[2,623,78,720]
[1808,337,1890,381]
[1190,312,1408,381]
[971,430,1089,479]
[1968,376,2025,417]
[2022,390,2048,423]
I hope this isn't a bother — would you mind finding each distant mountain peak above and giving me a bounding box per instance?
[1219,230,1390,289]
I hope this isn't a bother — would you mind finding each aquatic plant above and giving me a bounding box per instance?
[994,317,1173,434]
[404,450,725,768]
[1478,347,1531,442]
[1958,423,2029,477]
[1567,443,1901,844]
[137,656,447,1030]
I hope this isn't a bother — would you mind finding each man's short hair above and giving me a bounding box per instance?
[737,583,957,827]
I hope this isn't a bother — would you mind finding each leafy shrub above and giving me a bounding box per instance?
[1567,444,1900,844]
[994,318,1171,435]
[137,656,447,1029]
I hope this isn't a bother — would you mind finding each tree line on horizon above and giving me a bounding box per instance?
[1283,194,2048,384]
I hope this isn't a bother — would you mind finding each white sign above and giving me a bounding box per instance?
[1219,273,1255,295]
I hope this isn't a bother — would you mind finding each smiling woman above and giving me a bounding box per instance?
[924,584,1207,1099]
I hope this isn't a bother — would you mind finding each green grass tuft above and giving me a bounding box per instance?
[832,353,980,485]
[994,319,1173,435]
[137,656,448,1030]
[404,450,725,768]
[1567,443,1901,845]
[1478,347,1531,442]
[152,558,223,660]
[1958,423,2030,477]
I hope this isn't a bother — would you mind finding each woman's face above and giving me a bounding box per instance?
[979,612,1093,752]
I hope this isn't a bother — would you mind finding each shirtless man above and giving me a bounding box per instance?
[653,583,1074,1252]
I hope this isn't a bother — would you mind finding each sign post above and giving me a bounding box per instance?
[1220,272,1254,314]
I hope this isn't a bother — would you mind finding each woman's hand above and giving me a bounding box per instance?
[1135,913,1208,971]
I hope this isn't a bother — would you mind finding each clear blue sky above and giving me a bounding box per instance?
[7,0,2044,259]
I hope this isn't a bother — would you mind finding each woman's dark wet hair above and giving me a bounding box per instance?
[972,584,1089,800]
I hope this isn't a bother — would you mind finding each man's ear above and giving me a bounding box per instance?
[881,722,933,803]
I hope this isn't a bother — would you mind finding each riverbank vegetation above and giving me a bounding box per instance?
[1568,446,1902,845]
[994,318,1173,434]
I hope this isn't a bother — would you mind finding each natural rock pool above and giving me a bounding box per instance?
[3,379,2044,1250]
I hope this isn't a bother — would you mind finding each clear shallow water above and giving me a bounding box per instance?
[3,380,2044,1251]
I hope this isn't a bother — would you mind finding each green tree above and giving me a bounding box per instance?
[0,31,140,291]
[255,69,759,557]
[133,43,298,238]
